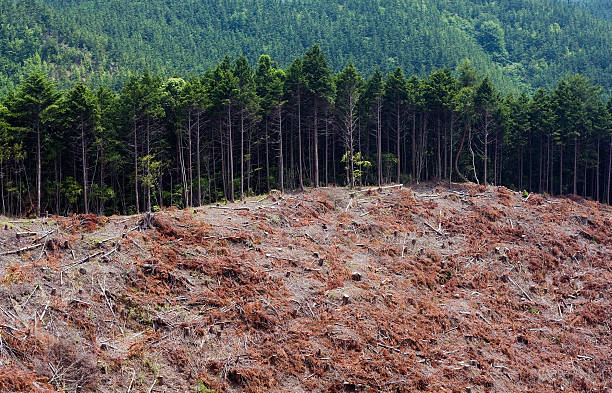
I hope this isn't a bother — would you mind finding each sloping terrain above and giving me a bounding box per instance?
[0,184,610,392]
[2,0,612,92]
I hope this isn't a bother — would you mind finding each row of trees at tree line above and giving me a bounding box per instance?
[0,45,610,216]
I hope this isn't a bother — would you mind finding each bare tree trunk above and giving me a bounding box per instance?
[529,143,533,191]
[483,119,488,186]
[596,137,600,201]
[549,136,553,195]
[539,135,543,193]
[197,111,201,205]
[444,116,448,180]
[469,129,479,185]
[227,103,234,202]
[397,102,401,184]
[519,149,524,191]
[54,156,59,214]
[494,134,498,185]
[449,114,454,186]
[146,117,152,211]
[313,99,319,187]
[36,121,41,216]
[396,102,401,184]
[411,112,416,182]
[99,135,105,214]
[583,158,587,197]
[1,159,5,215]
[455,124,469,183]
[278,104,284,193]
[188,111,193,207]
[607,135,612,204]
[350,98,355,189]
[265,121,270,192]
[220,118,226,198]
[325,111,329,186]
[240,110,245,200]
[437,116,441,180]
[377,98,382,186]
[133,118,139,214]
[81,118,89,214]
[178,131,188,206]
[297,91,304,190]
[573,136,578,195]
[559,145,563,196]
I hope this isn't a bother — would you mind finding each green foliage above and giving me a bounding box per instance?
[61,177,82,206]
[0,43,610,217]
[342,152,371,183]
[1,0,611,94]
[192,380,215,393]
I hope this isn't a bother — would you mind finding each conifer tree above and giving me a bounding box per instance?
[335,63,364,188]
[361,69,384,186]
[10,71,59,216]
[61,82,100,214]
[303,44,333,187]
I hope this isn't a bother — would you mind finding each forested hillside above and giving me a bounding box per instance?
[1,0,611,93]
[0,47,610,217]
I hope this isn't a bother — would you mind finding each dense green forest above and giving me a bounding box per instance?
[0,46,610,216]
[1,0,611,94]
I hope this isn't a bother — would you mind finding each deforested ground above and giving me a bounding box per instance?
[0,183,610,393]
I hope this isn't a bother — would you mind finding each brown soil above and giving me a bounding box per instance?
[0,183,610,393]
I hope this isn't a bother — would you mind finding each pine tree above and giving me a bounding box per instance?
[10,71,59,216]
[473,77,498,185]
[361,68,384,186]
[303,44,333,187]
[234,56,258,200]
[61,82,101,214]
[383,68,408,184]
[256,55,284,192]
[335,63,364,188]
[284,57,306,190]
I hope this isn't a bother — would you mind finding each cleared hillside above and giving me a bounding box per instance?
[0,184,611,392]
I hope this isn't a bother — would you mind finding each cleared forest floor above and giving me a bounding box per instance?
[0,183,610,393]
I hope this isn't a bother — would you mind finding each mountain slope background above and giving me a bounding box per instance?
[1,0,611,93]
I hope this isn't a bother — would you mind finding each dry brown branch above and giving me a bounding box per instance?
[211,206,251,211]
[0,243,43,256]
[508,276,534,302]
[424,221,445,236]
[61,251,104,270]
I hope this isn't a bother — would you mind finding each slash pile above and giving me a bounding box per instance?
[0,184,610,392]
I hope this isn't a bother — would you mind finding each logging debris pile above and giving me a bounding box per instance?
[0,183,610,393]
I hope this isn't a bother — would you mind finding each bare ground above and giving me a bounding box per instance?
[0,183,610,393]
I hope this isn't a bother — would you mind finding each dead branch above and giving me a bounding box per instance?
[16,231,37,238]
[424,221,445,236]
[21,284,39,307]
[33,227,58,243]
[61,251,104,270]
[351,184,403,195]
[101,248,118,261]
[211,206,251,211]
[99,279,124,334]
[0,243,43,256]
[508,276,534,302]
[126,369,136,393]
[147,378,158,393]
[265,254,300,266]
